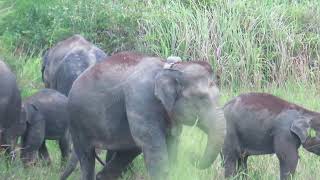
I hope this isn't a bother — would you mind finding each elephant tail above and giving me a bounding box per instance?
[94,150,105,166]
[60,150,78,180]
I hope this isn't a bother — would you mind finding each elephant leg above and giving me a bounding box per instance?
[141,137,169,180]
[274,136,299,180]
[72,136,95,180]
[223,132,240,178]
[60,149,79,180]
[125,94,170,179]
[20,132,35,166]
[59,133,71,166]
[78,148,95,180]
[224,156,238,178]
[96,149,141,180]
[39,141,51,165]
[129,123,169,179]
[277,152,298,180]
[21,121,45,167]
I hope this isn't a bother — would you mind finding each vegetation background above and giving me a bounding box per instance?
[0,0,320,179]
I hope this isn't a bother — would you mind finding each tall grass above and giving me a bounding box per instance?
[137,0,320,88]
[2,0,320,87]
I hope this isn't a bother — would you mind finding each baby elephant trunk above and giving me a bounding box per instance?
[198,108,226,169]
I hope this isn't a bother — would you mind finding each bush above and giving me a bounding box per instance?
[0,0,142,54]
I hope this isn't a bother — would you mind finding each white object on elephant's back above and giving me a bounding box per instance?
[167,56,181,63]
[164,56,182,69]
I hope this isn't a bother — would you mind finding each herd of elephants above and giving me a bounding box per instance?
[1,34,320,180]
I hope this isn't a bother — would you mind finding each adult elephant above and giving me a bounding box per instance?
[68,52,225,180]
[0,60,24,160]
[42,34,107,96]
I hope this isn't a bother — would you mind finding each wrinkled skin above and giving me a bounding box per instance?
[20,89,70,167]
[223,93,320,180]
[42,34,107,96]
[67,51,225,180]
[0,60,23,161]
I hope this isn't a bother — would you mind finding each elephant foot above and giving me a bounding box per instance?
[22,159,37,167]
[21,151,38,167]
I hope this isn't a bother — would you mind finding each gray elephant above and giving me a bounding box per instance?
[67,51,225,180]
[42,34,107,96]
[223,92,320,180]
[20,88,70,167]
[0,60,23,160]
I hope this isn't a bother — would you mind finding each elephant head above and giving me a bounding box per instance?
[291,114,320,155]
[41,35,108,92]
[154,58,225,169]
[20,103,40,131]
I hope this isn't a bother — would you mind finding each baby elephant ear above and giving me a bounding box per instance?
[290,118,310,144]
[24,103,39,123]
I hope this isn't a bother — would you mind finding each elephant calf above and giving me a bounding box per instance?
[223,92,320,180]
[20,89,70,166]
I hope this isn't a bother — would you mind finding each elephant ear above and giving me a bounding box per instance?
[154,71,180,116]
[290,117,310,144]
[24,103,39,124]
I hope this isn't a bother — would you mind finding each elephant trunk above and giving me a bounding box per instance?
[198,108,226,169]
